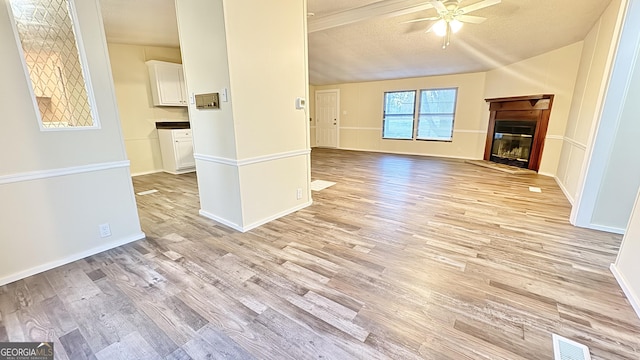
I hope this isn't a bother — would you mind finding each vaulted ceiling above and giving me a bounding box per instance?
[99,0,613,85]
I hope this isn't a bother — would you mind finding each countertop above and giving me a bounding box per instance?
[156,121,190,130]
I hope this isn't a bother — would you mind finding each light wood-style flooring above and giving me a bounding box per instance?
[1,148,639,359]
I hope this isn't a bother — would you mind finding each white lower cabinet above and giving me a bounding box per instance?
[158,129,195,174]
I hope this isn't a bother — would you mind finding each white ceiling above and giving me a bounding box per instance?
[99,0,612,86]
[100,0,180,47]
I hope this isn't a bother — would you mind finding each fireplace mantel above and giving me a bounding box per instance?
[484,94,554,172]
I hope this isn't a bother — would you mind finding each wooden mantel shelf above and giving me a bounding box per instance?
[485,94,554,103]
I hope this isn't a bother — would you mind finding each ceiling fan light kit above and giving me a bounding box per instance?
[420,0,501,49]
[432,19,448,36]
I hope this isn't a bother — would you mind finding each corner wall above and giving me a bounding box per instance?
[107,44,189,176]
[612,9,640,302]
[0,0,144,285]
[176,0,311,232]
[570,0,639,235]
[557,0,626,206]
[484,42,584,177]
[612,186,640,320]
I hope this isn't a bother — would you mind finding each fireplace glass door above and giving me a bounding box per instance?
[490,120,537,169]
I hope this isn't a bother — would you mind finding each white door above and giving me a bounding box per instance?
[315,90,339,148]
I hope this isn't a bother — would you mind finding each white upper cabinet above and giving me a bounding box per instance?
[146,60,187,107]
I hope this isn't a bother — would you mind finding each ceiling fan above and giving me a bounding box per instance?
[404,0,501,49]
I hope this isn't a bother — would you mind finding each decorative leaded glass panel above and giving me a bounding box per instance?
[9,0,96,128]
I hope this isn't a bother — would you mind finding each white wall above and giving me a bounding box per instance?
[557,0,626,207]
[613,187,640,319]
[176,0,311,231]
[484,43,584,176]
[0,0,143,285]
[309,84,317,147]
[314,72,488,160]
[107,43,188,176]
[564,0,635,235]
[565,0,640,319]
[591,42,640,229]
[175,0,243,227]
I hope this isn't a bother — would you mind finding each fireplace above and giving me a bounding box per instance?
[490,120,537,169]
[484,95,554,172]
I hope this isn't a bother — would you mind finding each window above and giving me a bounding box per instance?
[382,87,458,141]
[9,0,97,129]
[417,88,457,141]
[383,91,416,139]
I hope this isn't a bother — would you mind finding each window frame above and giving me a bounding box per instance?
[6,0,101,131]
[381,87,458,142]
[382,90,417,140]
[415,87,458,142]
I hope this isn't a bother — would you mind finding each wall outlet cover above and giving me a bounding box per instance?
[99,223,112,238]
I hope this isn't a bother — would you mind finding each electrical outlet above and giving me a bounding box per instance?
[296,188,303,200]
[99,223,111,238]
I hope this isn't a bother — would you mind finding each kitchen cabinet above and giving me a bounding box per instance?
[146,60,187,107]
[158,129,195,174]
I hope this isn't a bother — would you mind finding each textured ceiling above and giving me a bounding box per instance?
[100,0,179,47]
[99,0,613,86]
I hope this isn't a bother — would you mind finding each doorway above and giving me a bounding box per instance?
[315,89,339,148]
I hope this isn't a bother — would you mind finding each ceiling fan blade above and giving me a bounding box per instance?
[458,0,501,14]
[401,16,440,24]
[457,14,487,24]
[428,0,447,13]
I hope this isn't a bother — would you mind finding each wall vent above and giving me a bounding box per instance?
[552,334,591,360]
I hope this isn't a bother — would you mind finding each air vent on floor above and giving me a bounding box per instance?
[552,334,591,360]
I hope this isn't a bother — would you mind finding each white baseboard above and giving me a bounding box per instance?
[610,263,640,321]
[163,168,196,175]
[0,232,146,286]
[199,209,244,232]
[554,176,575,205]
[242,201,313,232]
[337,147,479,161]
[200,200,313,233]
[131,169,163,177]
[537,171,555,178]
[587,224,625,235]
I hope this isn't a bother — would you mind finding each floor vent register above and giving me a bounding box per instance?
[553,334,591,360]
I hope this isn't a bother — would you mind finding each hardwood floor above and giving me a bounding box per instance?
[1,148,639,359]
